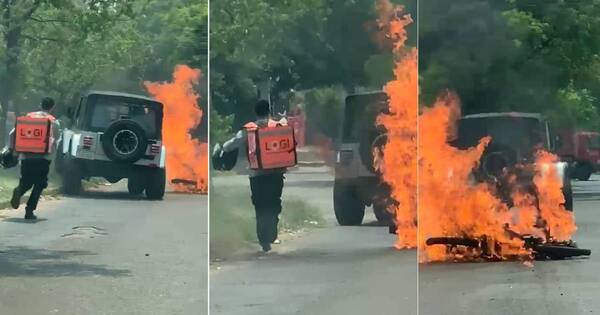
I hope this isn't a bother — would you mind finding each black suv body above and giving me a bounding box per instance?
[452,112,572,212]
[334,92,392,225]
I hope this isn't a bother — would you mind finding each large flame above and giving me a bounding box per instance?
[418,97,526,261]
[376,1,576,262]
[145,65,208,194]
[374,0,418,249]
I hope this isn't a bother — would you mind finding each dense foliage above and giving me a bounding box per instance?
[420,0,600,130]
[213,0,600,140]
[0,0,208,118]
[210,0,413,131]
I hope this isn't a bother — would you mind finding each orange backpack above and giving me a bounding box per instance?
[14,114,55,154]
[245,120,297,170]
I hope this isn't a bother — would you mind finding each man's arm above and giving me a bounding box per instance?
[222,129,246,152]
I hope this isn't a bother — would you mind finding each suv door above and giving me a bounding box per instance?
[62,97,86,155]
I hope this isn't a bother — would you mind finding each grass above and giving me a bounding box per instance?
[82,177,107,189]
[0,167,62,198]
[0,162,106,207]
[210,188,324,260]
[0,165,63,209]
[279,199,325,231]
[0,169,20,200]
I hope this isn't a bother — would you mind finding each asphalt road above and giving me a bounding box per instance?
[210,167,418,315]
[0,182,207,315]
[420,174,600,315]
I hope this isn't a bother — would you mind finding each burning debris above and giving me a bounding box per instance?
[145,65,208,194]
[375,1,590,262]
[426,236,590,261]
[170,178,202,193]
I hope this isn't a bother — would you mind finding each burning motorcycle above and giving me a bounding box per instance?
[386,112,591,260]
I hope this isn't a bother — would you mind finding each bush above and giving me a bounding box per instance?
[210,107,234,145]
[547,83,600,130]
[303,86,346,143]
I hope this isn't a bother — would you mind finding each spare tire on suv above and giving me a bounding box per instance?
[102,120,148,163]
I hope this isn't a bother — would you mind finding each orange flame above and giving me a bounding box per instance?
[375,0,418,249]
[534,151,577,241]
[376,1,576,262]
[418,96,526,262]
[144,65,208,194]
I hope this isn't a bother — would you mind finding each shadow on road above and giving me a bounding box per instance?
[74,190,145,201]
[217,243,412,265]
[274,245,413,263]
[0,246,131,278]
[575,196,600,202]
[3,218,49,224]
[573,191,600,202]
[285,179,333,188]
[362,220,389,227]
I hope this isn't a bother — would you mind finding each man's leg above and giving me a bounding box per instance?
[264,174,284,245]
[250,176,273,251]
[11,160,33,209]
[24,159,50,219]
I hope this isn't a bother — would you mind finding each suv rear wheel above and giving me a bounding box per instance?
[62,156,82,195]
[145,168,166,200]
[128,176,145,195]
[334,180,365,226]
[574,162,593,181]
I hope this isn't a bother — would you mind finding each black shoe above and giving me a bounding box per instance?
[261,243,272,252]
[24,212,37,220]
[10,188,20,209]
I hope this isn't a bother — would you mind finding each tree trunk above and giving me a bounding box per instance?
[2,0,41,146]
[2,0,42,115]
[5,25,23,115]
[1,0,11,147]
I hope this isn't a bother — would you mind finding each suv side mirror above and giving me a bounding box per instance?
[67,107,74,119]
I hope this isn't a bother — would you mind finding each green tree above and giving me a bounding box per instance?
[303,85,345,141]
[0,0,134,112]
[210,0,410,129]
[210,106,234,145]
[420,0,600,130]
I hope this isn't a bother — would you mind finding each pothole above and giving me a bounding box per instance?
[61,225,108,239]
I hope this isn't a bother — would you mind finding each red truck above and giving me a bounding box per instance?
[556,129,600,181]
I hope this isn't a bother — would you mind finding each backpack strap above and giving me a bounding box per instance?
[268,119,287,127]
[243,122,258,130]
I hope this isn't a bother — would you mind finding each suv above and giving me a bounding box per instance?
[56,91,166,200]
[334,92,391,225]
[451,112,572,211]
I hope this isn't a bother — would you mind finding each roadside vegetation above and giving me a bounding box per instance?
[0,169,22,201]
[0,167,62,209]
[212,0,600,146]
[210,188,324,260]
[420,1,600,130]
[0,167,105,205]
[210,0,414,146]
[1,0,208,143]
